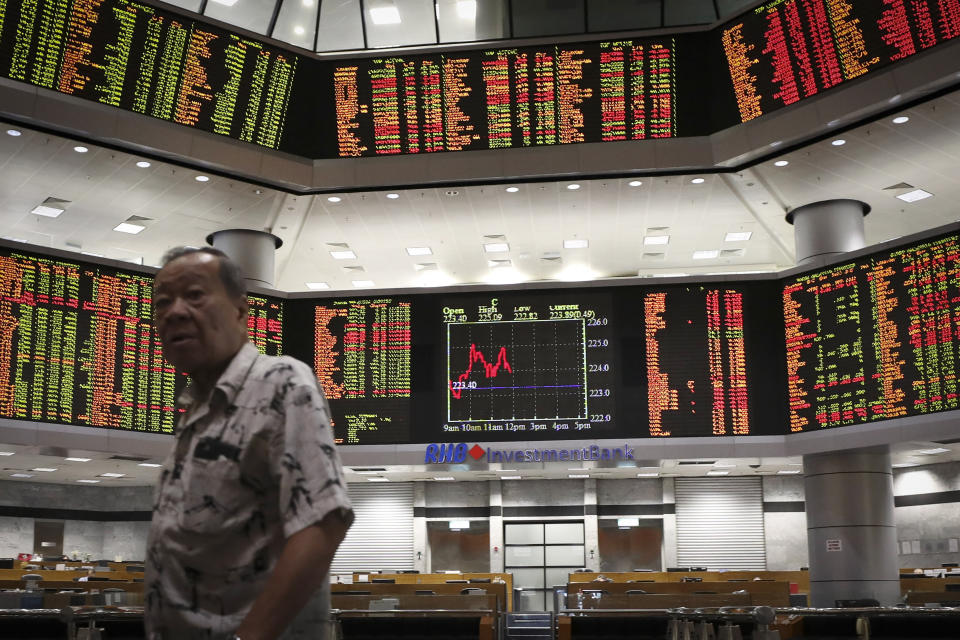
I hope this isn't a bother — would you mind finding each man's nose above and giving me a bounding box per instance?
[162,296,191,320]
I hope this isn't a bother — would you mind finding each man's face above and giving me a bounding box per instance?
[153,253,248,378]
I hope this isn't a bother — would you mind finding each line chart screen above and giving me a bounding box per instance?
[441,293,615,438]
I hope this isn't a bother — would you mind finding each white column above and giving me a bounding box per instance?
[206,229,282,288]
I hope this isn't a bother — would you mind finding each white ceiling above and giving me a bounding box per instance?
[0,90,957,292]
[1,89,960,487]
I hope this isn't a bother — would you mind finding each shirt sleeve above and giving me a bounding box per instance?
[272,360,354,539]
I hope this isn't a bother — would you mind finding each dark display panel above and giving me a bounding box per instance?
[329,37,683,157]
[0,247,283,433]
[617,284,784,439]
[440,292,616,438]
[285,297,413,445]
[784,232,960,432]
[0,0,300,151]
[720,0,960,123]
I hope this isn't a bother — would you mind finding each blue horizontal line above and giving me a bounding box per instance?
[456,384,583,391]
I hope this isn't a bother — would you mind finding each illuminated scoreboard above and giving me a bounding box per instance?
[720,0,960,123]
[440,292,616,440]
[0,0,299,150]
[330,37,679,157]
[0,247,283,434]
[284,297,413,445]
[783,232,960,432]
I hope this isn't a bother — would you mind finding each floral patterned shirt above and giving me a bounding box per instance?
[145,342,353,639]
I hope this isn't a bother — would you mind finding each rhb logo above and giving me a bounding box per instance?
[424,443,486,464]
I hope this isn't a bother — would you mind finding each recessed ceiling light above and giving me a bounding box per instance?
[484,242,509,253]
[330,250,357,260]
[65,457,91,462]
[896,189,933,203]
[32,467,58,472]
[305,281,330,290]
[113,222,145,234]
[917,447,950,455]
[892,462,920,468]
[6,129,22,136]
[138,463,163,468]
[352,280,374,287]
[31,204,65,218]
[644,235,670,245]
[892,116,910,124]
[81,251,104,258]
[302,0,313,5]
[505,186,519,193]
[568,474,590,479]
[386,192,400,199]
[637,472,659,478]
[99,472,125,478]
[195,175,210,182]
[713,462,736,468]
[0,451,14,456]
[369,5,401,24]
[564,239,588,249]
[774,160,789,167]
[406,246,432,256]
[210,0,239,5]
[566,183,581,190]
[831,139,846,146]
[124,256,144,265]
[724,231,752,242]
[77,479,100,483]
[10,473,33,478]
[628,180,643,187]
[691,178,705,184]
[73,145,88,153]
[449,519,470,530]
[327,196,342,203]
[693,250,719,259]
[367,477,390,482]
[135,161,151,168]
[293,25,305,35]
[433,476,455,481]
[501,475,522,480]
[456,0,476,19]
[617,517,640,527]
[706,470,729,476]
[777,469,802,475]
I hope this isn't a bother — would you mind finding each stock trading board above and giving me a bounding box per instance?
[784,231,960,432]
[330,37,681,157]
[720,0,960,123]
[0,248,283,434]
[0,0,300,150]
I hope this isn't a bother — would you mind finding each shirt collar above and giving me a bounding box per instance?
[176,342,259,423]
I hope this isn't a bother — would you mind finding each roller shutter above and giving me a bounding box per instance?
[330,482,414,573]
[675,477,766,570]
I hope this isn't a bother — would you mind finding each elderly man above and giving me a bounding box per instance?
[146,247,352,640]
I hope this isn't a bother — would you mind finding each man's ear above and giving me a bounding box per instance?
[236,297,249,324]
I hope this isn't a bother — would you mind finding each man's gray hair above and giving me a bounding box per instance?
[160,247,247,299]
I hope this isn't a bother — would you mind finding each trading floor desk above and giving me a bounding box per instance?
[566,580,790,607]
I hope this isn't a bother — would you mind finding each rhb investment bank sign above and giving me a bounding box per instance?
[424,443,635,464]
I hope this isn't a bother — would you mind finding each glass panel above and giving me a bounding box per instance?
[545,545,584,566]
[205,0,278,35]
[546,567,573,588]
[273,0,320,49]
[545,522,584,544]
[663,0,716,26]
[316,0,365,51]
[597,519,663,572]
[437,0,509,43]
[587,0,660,31]
[427,521,491,572]
[517,589,545,611]
[511,567,545,588]
[716,0,756,20]
[160,0,203,11]
[506,545,545,566]
[512,0,584,37]
[505,523,543,545]
[364,0,438,48]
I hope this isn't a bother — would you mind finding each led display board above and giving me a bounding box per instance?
[0,247,283,434]
[720,0,960,123]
